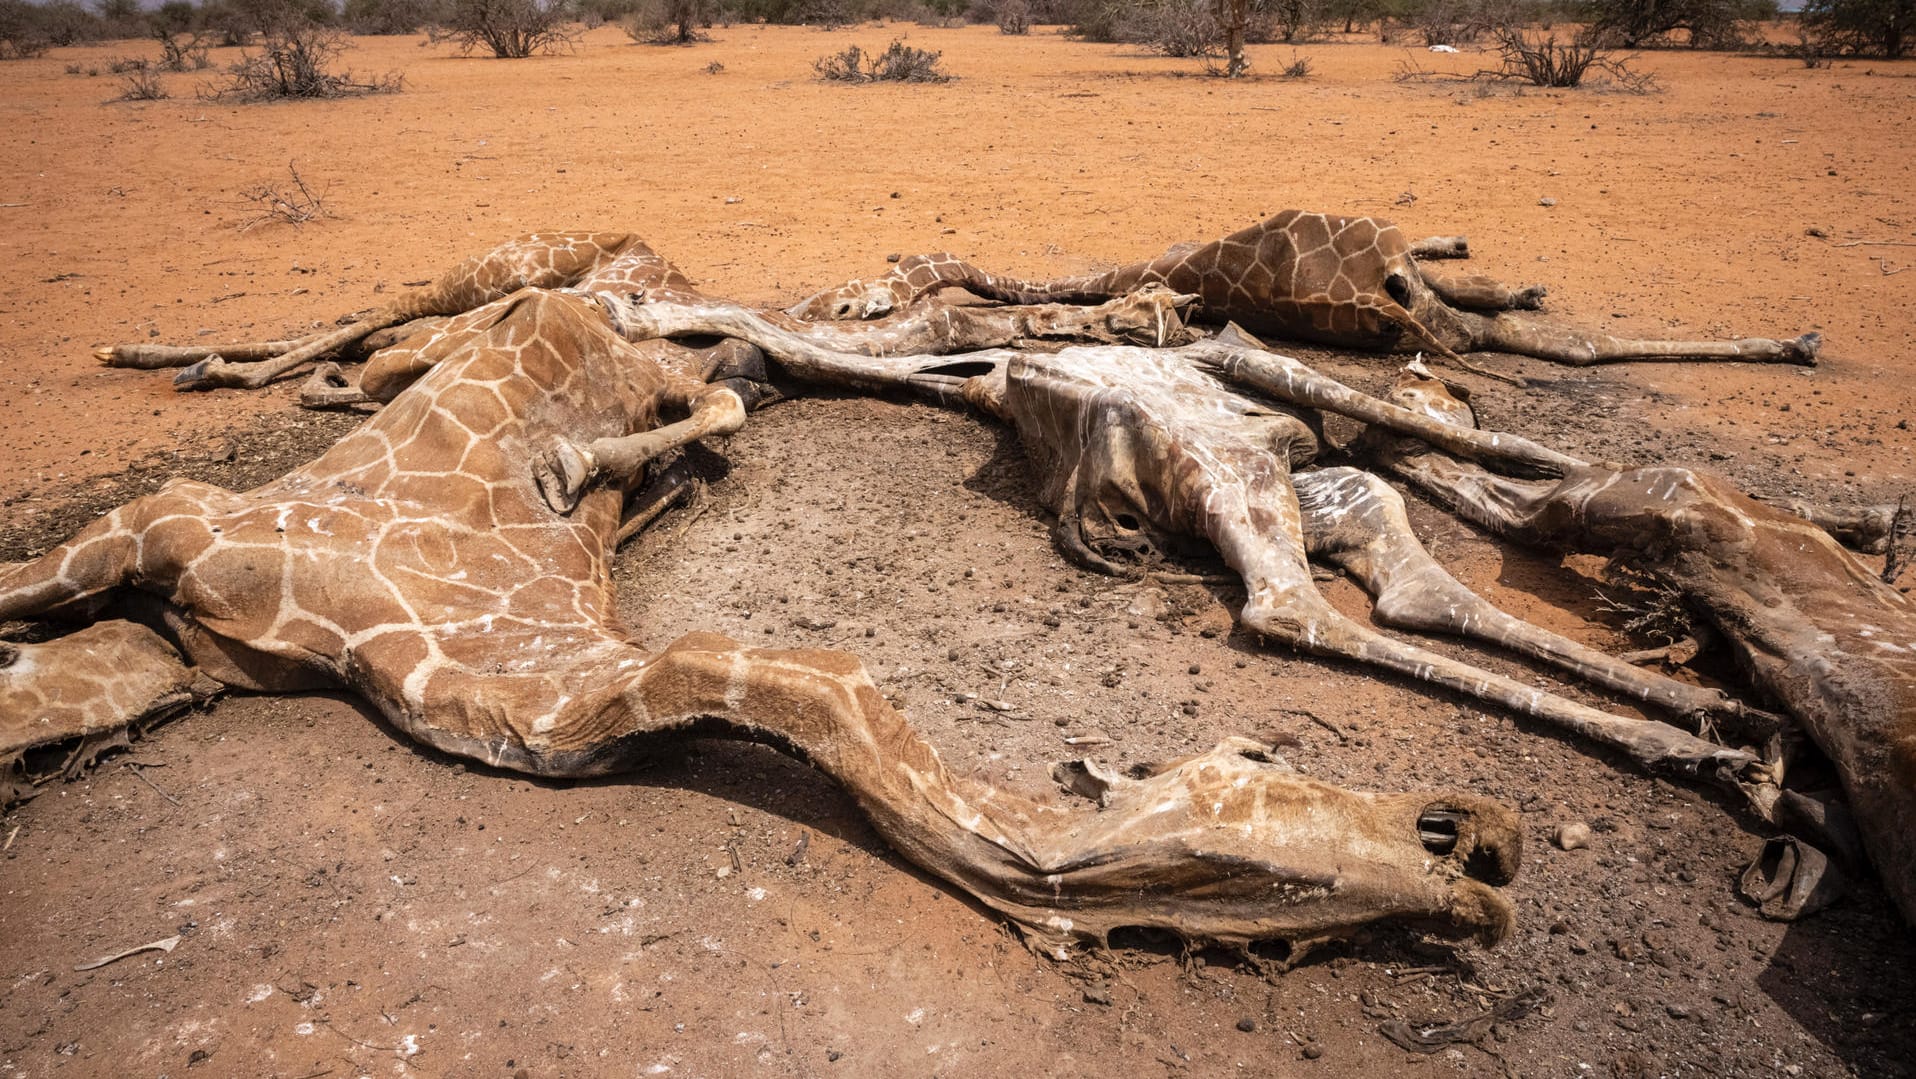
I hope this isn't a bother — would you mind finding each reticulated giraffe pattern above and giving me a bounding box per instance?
[5,211,1910,953]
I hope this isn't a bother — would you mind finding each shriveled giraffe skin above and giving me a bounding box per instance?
[97,232,1192,404]
[1357,368,1916,925]
[790,210,1822,368]
[583,300,1777,785]
[6,287,1527,954]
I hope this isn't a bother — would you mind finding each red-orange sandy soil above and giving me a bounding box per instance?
[3,22,1916,1078]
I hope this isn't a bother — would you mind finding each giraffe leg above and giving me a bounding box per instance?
[1294,467,1776,742]
[468,632,1524,953]
[101,232,654,391]
[1449,307,1821,367]
[95,337,310,369]
[534,384,747,514]
[0,505,145,623]
[297,362,378,409]
[1409,235,1470,259]
[1418,266,1547,312]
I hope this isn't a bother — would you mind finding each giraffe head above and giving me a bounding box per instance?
[785,279,897,321]
[1257,211,1462,359]
[1014,738,1521,955]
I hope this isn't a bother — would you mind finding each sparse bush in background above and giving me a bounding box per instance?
[1479,25,1655,87]
[1256,0,1319,42]
[625,0,711,43]
[1279,45,1311,72]
[995,0,1029,31]
[112,62,168,96]
[814,37,953,79]
[208,23,403,98]
[95,0,150,39]
[0,0,51,56]
[1800,0,1912,57]
[439,0,577,56]
[343,0,449,33]
[1409,0,1491,43]
[1580,0,1771,47]
[152,1,213,69]
[1138,0,1220,55]
[39,0,102,43]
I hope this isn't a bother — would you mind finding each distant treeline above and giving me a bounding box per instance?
[0,0,1905,59]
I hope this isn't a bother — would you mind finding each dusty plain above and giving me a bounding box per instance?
[2,22,1916,1078]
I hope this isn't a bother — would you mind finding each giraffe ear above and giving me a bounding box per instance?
[1213,322,1273,352]
[1052,758,1128,805]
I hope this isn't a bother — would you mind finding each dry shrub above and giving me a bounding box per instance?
[0,0,49,57]
[112,66,169,99]
[624,0,712,44]
[1479,26,1656,89]
[437,0,578,57]
[208,25,405,100]
[239,163,328,231]
[1279,47,1312,75]
[996,0,1030,32]
[813,37,954,80]
[158,31,212,71]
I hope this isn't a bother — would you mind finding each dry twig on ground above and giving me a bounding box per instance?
[238,164,329,231]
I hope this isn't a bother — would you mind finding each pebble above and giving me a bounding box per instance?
[1555,821,1592,850]
[1235,1016,1256,1032]
[1539,196,1558,207]
[1302,1044,1323,1059]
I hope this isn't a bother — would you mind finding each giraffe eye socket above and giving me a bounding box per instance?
[1384,273,1414,308]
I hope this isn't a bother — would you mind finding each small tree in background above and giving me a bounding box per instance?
[441,0,577,56]
[1581,0,1773,46]
[625,0,710,44]
[344,0,451,33]
[1801,0,1911,56]
[0,0,51,56]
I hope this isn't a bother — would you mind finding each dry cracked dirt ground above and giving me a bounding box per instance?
[2,23,1915,1079]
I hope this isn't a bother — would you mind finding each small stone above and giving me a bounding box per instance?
[1235,1016,1256,1033]
[1302,1044,1324,1060]
[1539,196,1558,207]
[1187,663,1201,675]
[1084,985,1113,1006]
[827,1050,842,1062]
[1554,821,1592,850]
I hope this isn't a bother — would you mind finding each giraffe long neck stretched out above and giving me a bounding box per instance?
[793,210,1821,370]
[11,285,1529,953]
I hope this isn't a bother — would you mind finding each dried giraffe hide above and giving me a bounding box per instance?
[548,298,1908,917]
[790,210,1822,371]
[1350,366,1916,925]
[3,287,1524,956]
[14,229,1900,943]
[94,231,1189,406]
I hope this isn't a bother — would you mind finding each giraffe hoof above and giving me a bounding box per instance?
[93,346,120,366]
[1790,332,1822,366]
[1515,285,1548,310]
[535,440,595,515]
[172,356,224,391]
